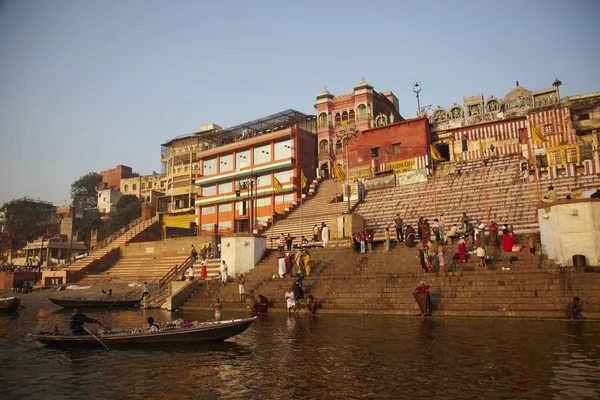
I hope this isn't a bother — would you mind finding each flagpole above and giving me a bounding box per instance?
[480,144,490,223]
[271,185,275,250]
[334,166,339,247]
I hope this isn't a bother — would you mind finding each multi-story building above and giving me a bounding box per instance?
[314,79,402,178]
[194,110,317,236]
[99,165,135,190]
[120,173,167,204]
[97,188,121,214]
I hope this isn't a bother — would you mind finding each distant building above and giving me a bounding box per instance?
[97,188,121,214]
[314,79,402,178]
[120,173,167,204]
[99,165,135,190]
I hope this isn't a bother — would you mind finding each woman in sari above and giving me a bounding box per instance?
[200,257,208,279]
[304,251,312,276]
[502,225,515,252]
[458,237,467,263]
[422,219,431,243]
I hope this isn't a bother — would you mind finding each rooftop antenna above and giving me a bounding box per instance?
[413,82,422,116]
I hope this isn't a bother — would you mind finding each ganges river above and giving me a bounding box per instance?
[1,300,599,399]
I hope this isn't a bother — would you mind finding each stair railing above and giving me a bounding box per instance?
[159,255,194,289]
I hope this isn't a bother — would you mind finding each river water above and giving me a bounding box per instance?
[1,301,599,399]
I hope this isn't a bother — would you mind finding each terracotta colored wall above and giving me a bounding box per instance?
[347,118,429,169]
[101,165,134,190]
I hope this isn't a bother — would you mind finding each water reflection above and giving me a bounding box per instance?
[1,303,599,399]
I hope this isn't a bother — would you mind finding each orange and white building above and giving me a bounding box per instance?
[194,110,317,236]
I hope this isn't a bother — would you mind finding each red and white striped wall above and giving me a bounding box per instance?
[527,107,578,149]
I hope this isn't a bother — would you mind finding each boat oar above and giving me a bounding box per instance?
[84,327,111,351]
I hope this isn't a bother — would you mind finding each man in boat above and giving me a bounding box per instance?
[413,281,432,317]
[147,317,160,332]
[69,308,104,335]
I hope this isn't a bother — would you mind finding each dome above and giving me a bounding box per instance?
[503,81,532,109]
[354,77,373,91]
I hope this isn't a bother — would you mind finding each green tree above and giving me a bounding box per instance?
[71,172,102,210]
[0,198,53,246]
[106,195,141,233]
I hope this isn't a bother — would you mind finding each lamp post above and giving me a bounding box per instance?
[413,82,421,116]
[235,176,256,234]
[336,126,357,213]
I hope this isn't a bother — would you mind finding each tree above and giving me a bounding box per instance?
[71,172,102,210]
[105,195,141,235]
[0,198,53,246]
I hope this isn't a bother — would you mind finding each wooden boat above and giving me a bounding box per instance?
[0,296,21,312]
[32,316,257,348]
[48,297,142,308]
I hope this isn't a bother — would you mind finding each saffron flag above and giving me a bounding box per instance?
[273,177,283,192]
[334,164,346,181]
[301,170,307,189]
[430,145,444,161]
[531,125,549,143]
[479,140,484,155]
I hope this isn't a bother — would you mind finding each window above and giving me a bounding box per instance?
[200,223,214,232]
[349,110,355,122]
[202,185,216,196]
[274,139,292,160]
[461,139,468,152]
[256,197,271,207]
[219,153,233,173]
[218,181,232,194]
[160,181,165,188]
[319,139,329,155]
[370,147,379,158]
[218,221,232,229]
[274,170,293,184]
[393,143,401,155]
[257,174,272,186]
[579,113,590,121]
[141,183,146,190]
[342,111,348,123]
[132,184,137,191]
[357,104,367,119]
[201,206,215,215]
[334,113,341,125]
[236,150,250,169]
[218,204,232,213]
[124,185,128,191]
[254,144,271,164]
[318,112,328,127]
[203,157,216,175]
[146,196,150,203]
[275,194,294,204]
[544,124,553,134]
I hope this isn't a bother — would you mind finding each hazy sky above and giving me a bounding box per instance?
[1,0,599,206]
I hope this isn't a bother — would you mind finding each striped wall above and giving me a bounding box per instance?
[527,107,578,149]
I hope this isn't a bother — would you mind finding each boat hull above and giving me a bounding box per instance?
[48,297,142,308]
[0,297,21,312]
[32,317,257,348]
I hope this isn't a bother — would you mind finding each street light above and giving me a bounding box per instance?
[336,126,357,213]
[413,82,421,116]
[235,177,257,233]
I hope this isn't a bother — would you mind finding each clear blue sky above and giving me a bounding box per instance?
[1,0,599,206]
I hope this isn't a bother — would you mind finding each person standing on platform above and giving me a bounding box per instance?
[394,214,404,242]
[313,224,320,242]
[200,257,208,279]
[286,233,293,251]
[237,274,246,303]
[439,213,446,243]
[191,245,198,261]
[278,233,286,252]
[220,260,228,284]
[285,287,296,316]
[187,264,195,281]
[142,282,149,298]
[321,224,330,248]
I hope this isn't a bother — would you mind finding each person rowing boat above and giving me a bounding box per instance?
[69,308,105,335]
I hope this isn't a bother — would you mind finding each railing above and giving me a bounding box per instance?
[124,216,157,242]
[159,255,194,288]
[98,217,143,249]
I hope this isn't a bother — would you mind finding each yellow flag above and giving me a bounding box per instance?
[273,177,283,192]
[430,145,444,161]
[334,164,346,181]
[479,140,484,155]
[301,170,307,189]
[531,125,549,143]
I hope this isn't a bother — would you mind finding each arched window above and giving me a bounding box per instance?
[349,110,355,122]
[334,113,341,126]
[319,139,329,155]
[146,196,150,203]
[336,140,343,154]
[318,112,328,127]
[342,111,348,123]
[124,185,128,191]
[357,104,367,119]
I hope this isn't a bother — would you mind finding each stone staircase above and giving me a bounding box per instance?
[179,241,600,319]
[355,154,600,240]
[68,216,159,273]
[265,178,360,249]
